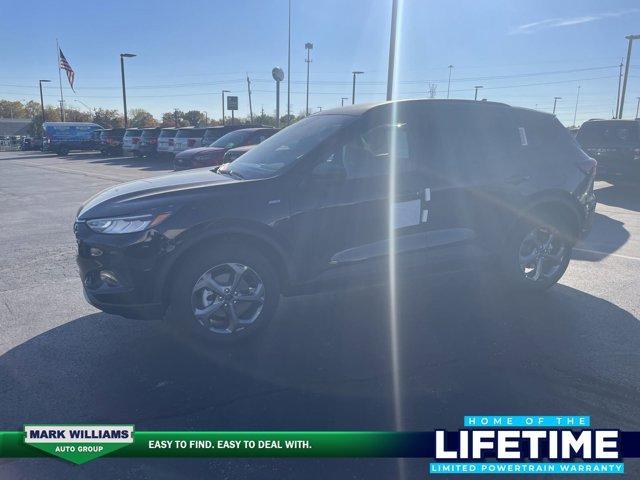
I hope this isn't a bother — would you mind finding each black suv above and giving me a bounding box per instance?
[75,100,596,343]
[99,128,126,156]
[575,119,640,179]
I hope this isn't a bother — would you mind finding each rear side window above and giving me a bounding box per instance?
[412,104,519,183]
[512,110,577,162]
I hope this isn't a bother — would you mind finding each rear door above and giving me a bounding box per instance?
[413,103,522,266]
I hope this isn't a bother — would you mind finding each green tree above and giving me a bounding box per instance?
[183,110,206,126]
[93,109,123,128]
[128,108,158,128]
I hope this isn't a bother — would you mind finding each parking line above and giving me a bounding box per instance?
[574,248,640,262]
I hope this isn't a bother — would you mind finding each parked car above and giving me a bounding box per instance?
[42,122,103,156]
[99,128,126,156]
[122,128,142,157]
[575,119,640,179]
[156,128,177,156]
[223,144,257,163]
[201,124,264,147]
[74,99,596,344]
[173,127,206,155]
[138,127,162,157]
[173,127,277,170]
[21,137,42,151]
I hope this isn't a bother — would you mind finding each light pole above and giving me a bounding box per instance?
[38,80,51,123]
[120,53,136,128]
[341,97,348,106]
[221,90,230,125]
[618,34,640,118]
[636,97,640,119]
[447,65,453,99]
[474,85,483,100]
[552,96,562,115]
[615,59,623,117]
[352,71,364,105]
[305,42,313,116]
[572,86,580,127]
[386,0,399,101]
[272,67,284,128]
[287,0,291,125]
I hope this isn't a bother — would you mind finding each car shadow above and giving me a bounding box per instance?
[595,183,640,213]
[0,275,639,478]
[572,211,630,261]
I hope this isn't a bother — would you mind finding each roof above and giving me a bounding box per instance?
[581,118,639,125]
[0,118,31,136]
[317,98,514,117]
[43,122,102,128]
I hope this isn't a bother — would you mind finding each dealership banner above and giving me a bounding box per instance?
[1,416,639,472]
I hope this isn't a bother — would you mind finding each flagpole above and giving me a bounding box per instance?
[56,39,65,122]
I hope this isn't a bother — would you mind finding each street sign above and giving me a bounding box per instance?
[272,67,284,82]
[227,96,238,111]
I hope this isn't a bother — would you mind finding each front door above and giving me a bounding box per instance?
[288,107,430,285]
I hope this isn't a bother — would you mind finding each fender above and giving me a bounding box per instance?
[507,188,583,239]
[155,218,296,304]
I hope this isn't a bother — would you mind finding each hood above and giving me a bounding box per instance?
[77,168,237,219]
[175,146,225,158]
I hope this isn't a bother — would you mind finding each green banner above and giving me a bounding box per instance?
[3,430,411,463]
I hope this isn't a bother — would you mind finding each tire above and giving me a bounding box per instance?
[500,212,573,291]
[57,146,70,156]
[168,243,280,345]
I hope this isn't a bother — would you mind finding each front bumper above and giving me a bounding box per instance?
[75,221,173,320]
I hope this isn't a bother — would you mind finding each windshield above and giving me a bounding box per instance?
[203,128,225,143]
[176,129,205,138]
[220,114,354,179]
[211,130,253,149]
[159,129,177,138]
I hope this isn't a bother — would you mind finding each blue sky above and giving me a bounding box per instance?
[1,0,639,125]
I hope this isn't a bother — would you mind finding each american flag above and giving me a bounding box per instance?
[58,48,75,92]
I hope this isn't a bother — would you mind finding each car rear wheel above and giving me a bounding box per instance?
[501,214,573,291]
[57,145,70,156]
[168,243,280,344]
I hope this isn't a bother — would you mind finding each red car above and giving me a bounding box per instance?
[173,127,277,170]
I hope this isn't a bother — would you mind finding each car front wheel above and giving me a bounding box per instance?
[168,243,280,344]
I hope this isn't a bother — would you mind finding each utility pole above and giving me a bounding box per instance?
[615,59,623,118]
[474,85,483,100]
[38,80,51,123]
[286,0,291,125]
[221,90,230,125]
[447,65,453,99]
[246,76,254,123]
[120,53,136,128]
[636,97,640,119]
[553,96,562,115]
[572,86,580,127]
[618,34,640,119]
[386,0,399,101]
[305,42,313,116]
[341,97,348,106]
[352,71,364,104]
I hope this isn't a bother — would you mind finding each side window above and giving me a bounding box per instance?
[340,123,413,179]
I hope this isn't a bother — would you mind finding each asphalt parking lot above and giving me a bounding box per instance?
[0,150,639,479]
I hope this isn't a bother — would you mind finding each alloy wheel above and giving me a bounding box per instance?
[191,263,265,335]
[518,227,568,282]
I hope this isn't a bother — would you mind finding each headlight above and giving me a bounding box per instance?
[86,213,170,234]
